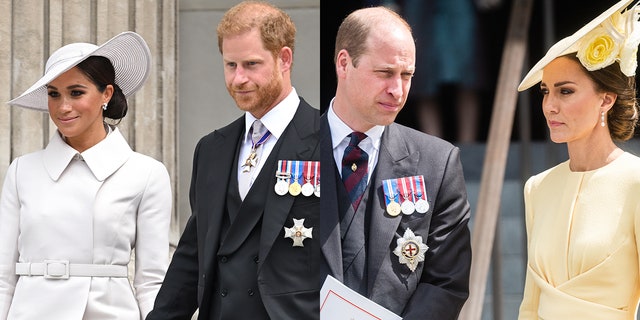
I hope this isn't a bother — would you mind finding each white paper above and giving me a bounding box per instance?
[320,275,402,320]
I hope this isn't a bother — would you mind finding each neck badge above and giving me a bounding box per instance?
[241,129,271,173]
[284,218,313,247]
[393,228,428,272]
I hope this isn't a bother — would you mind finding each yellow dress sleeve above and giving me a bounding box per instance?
[518,176,540,319]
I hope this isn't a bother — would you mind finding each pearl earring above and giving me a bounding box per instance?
[102,103,108,111]
[601,111,605,127]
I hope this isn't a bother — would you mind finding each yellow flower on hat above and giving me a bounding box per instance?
[577,26,621,72]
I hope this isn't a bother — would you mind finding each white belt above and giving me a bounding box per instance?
[16,260,128,279]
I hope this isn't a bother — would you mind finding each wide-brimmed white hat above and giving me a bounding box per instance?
[518,0,640,91]
[8,31,151,111]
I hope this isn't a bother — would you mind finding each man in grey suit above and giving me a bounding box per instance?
[320,6,472,319]
[148,2,320,319]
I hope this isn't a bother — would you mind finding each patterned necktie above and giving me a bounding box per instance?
[239,120,270,199]
[341,132,369,210]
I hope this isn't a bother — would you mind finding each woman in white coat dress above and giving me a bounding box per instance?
[0,32,172,319]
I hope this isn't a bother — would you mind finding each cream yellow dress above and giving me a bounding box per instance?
[519,152,640,320]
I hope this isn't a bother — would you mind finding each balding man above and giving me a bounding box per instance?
[320,6,472,319]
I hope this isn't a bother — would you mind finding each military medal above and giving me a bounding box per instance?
[301,161,316,197]
[398,177,415,215]
[314,164,321,197]
[393,228,428,272]
[414,175,429,213]
[383,178,401,216]
[241,129,271,173]
[289,160,302,196]
[284,218,313,247]
[387,201,401,216]
[274,160,290,196]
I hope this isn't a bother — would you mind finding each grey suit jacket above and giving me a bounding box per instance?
[320,114,472,319]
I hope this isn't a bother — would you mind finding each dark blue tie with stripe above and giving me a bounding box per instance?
[341,132,369,210]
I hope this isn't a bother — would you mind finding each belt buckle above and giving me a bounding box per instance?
[43,260,70,279]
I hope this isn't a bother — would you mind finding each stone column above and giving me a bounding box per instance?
[0,0,179,244]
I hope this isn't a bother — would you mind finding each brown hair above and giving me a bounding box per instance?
[217,1,296,61]
[566,54,639,141]
[334,6,412,67]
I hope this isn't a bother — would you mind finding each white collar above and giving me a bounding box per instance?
[327,99,384,149]
[243,87,300,143]
[43,126,133,181]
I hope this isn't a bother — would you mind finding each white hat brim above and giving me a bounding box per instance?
[518,0,635,91]
[8,31,151,112]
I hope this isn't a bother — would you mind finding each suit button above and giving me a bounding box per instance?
[221,289,228,297]
[248,289,254,296]
[220,256,228,263]
[253,256,259,264]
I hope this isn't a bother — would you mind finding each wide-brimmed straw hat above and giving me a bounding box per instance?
[518,0,640,91]
[8,31,151,111]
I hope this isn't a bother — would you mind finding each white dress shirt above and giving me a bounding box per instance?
[327,99,384,184]
[237,87,300,192]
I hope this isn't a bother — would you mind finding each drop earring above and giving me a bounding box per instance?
[102,103,108,111]
[601,111,605,127]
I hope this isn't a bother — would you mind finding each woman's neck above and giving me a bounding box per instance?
[567,138,622,171]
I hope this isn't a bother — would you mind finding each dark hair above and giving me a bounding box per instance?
[76,56,128,120]
[566,55,639,141]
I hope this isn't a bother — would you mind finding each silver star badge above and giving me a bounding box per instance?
[284,218,313,247]
[393,228,428,272]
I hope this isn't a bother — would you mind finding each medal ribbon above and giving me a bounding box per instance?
[415,175,426,200]
[293,160,302,185]
[286,160,293,184]
[304,161,313,183]
[314,161,320,197]
[382,178,398,206]
[397,177,413,202]
[251,130,271,151]
[408,176,417,201]
[278,160,287,175]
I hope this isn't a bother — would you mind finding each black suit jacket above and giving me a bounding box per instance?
[148,99,320,320]
[320,114,472,319]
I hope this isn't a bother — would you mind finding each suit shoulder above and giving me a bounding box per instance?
[292,97,320,131]
[389,122,456,151]
[297,98,320,119]
[196,116,244,146]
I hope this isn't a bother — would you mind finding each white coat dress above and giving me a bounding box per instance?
[0,127,171,319]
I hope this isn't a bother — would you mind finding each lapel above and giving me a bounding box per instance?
[217,100,320,267]
[259,100,319,270]
[366,123,420,292]
[319,114,344,280]
[197,117,245,276]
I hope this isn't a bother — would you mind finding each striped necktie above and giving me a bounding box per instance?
[341,132,369,209]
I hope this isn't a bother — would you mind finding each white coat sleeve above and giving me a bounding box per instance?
[0,159,21,318]
[133,159,172,318]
